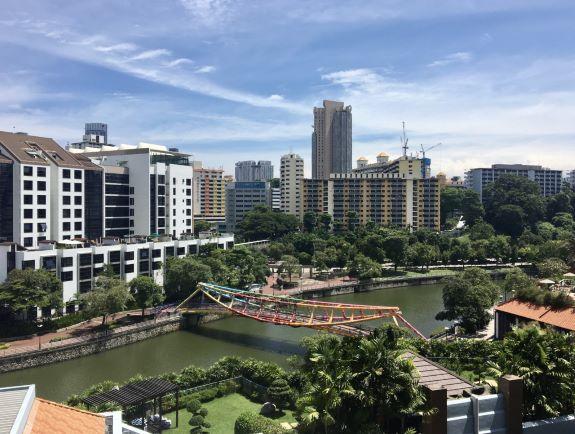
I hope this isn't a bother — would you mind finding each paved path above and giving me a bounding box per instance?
[261,273,357,297]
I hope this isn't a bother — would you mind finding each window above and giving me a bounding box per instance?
[74,209,82,218]
[24,223,33,233]
[37,167,46,177]
[37,181,46,191]
[165,246,175,257]
[139,249,149,259]
[24,195,33,204]
[37,195,46,205]
[186,189,191,196]
[63,169,70,178]
[109,251,121,262]
[158,185,165,195]
[23,237,33,247]
[63,209,71,218]
[186,178,192,186]
[129,187,134,194]
[158,175,165,184]
[24,180,33,190]
[74,183,82,192]
[61,257,73,267]
[74,222,82,231]
[63,222,71,231]
[23,166,33,176]
[139,261,149,272]
[79,253,92,266]
[42,256,57,270]
[37,209,46,219]
[158,218,165,227]
[22,259,35,268]
[93,254,104,264]
[37,223,47,232]
[61,271,73,282]
[63,182,71,192]
[74,170,82,179]
[124,251,134,261]
[74,196,82,205]
[186,219,191,226]
[152,249,161,258]
[124,264,134,274]
[24,209,33,219]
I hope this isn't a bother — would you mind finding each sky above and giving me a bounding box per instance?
[1,0,574,177]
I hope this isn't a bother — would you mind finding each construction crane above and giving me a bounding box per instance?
[420,142,442,159]
[401,121,409,157]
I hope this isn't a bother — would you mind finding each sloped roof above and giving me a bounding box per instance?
[24,398,105,434]
[495,299,575,332]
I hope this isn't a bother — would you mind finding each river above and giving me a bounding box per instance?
[0,283,449,402]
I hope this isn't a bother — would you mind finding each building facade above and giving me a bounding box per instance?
[234,160,274,182]
[465,164,563,200]
[302,173,440,231]
[280,153,304,216]
[192,161,229,224]
[312,100,352,179]
[354,152,431,179]
[225,181,270,232]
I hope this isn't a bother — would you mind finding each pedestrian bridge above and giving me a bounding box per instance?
[176,282,426,339]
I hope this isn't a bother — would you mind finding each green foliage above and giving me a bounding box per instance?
[238,205,300,241]
[489,326,575,421]
[441,187,484,226]
[536,258,568,279]
[234,411,285,434]
[408,242,438,269]
[347,254,382,280]
[194,220,213,236]
[128,275,164,316]
[436,268,500,333]
[164,256,213,301]
[279,255,301,282]
[186,398,202,413]
[515,287,575,309]
[80,276,133,325]
[0,268,63,312]
[468,221,495,241]
[503,268,537,298]
[267,378,292,409]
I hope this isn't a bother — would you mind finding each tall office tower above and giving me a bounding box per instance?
[225,181,270,232]
[302,174,440,231]
[464,164,563,200]
[235,160,274,182]
[312,100,352,179]
[280,153,304,216]
[192,161,228,225]
[84,123,108,144]
[78,143,195,238]
[0,131,103,248]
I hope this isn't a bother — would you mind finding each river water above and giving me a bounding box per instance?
[0,284,449,402]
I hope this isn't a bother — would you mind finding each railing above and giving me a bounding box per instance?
[0,314,181,358]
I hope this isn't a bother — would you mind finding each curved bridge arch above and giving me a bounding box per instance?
[176,282,427,339]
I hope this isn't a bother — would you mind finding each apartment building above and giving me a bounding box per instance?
[465,164,563,200]
[235,160,274,182]
[302,173,440,231]
[312,100,352,179]
[191,161,229,224]
[225,181,270,233]
[354,152,431,179]
[280,153,304,217]
[74,143,195,238]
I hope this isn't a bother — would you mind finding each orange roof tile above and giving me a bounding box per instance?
[24,398,105,434]
[495,299,575,332]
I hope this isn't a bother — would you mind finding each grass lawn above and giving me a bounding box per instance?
[163,393,296,434]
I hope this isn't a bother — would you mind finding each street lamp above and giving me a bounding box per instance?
[37,321,44,350]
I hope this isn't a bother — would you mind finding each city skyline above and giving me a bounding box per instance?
[1,1,574,177]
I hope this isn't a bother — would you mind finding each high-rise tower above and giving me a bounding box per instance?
[312,100,352,179]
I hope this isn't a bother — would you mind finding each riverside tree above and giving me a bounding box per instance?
[436,268,499,334]
[129,276,164,317]
[0,268,63,316]
[80,276,133,325]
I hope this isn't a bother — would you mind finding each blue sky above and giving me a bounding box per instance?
[1,0,574,177]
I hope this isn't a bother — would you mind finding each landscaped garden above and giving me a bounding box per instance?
[163,392,296,434]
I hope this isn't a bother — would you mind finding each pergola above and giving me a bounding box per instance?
[83,378,179,430]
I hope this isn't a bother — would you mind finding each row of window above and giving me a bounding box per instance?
[62,222,82,232]
[62,182,83,193]
[23,223,47,233]
[23,209,46,219]
[62,169,82,179]
[23,180,46,191]
[23,166,46,177]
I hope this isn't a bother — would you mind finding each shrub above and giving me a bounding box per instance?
[177,366,207,388]
[267,378,292,409]
[234,411,284,434]
[197,388,218,403]
[185,398,202,414]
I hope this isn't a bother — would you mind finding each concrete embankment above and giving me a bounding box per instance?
[0,317,182,373]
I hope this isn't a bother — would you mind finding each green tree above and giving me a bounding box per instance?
[164,256,213,301]
[80,276,133,325]
[279,255,301,283]
[219,247,269,288]
[449,238,472,268]
[489,326,575,421]
[545,192,573,221]
[128,276,164,317]
[347,254,382,280]
[408,243,438,270]
[502,268,536,300]
[358,233,387,263]
[318,213,332,232]
[238,205,300,241]
[267,378,292,410]
[469,221,495,241]
[303,211,318,232]
[0,268,63,314]
[193,220,212,236]
[383,235,408,271]
[440,187,484,226]
[536,258,568,279]
[436,268,499,333]
[491,204,527,238]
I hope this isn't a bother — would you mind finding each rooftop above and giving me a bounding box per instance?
[25,398,105,434]
[495,299,575,332]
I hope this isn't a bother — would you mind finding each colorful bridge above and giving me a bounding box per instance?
[176,282,427,339]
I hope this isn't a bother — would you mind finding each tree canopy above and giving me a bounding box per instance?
[129,275,164,316]
[0,268,63,313]
[238,205,300,241]
[80,276,133,325]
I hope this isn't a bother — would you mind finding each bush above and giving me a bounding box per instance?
[185,398,202,414]
[197,388,218,403]
[267,378,292,409]
[234,411,284,434]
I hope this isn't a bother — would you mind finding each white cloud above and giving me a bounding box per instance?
[94,43,137,53]
[427,52,472,68]
[195,65,216,73]
[130,49,171,61]
[179,0,232,27]
[268,94,284,101]
[165,58,194,67]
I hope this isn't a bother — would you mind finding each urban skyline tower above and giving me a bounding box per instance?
[280,153,304,217]
[234,160,274,181]
[312,100,352,179]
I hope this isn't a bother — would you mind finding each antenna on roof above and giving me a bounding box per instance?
[401,122,409,157]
